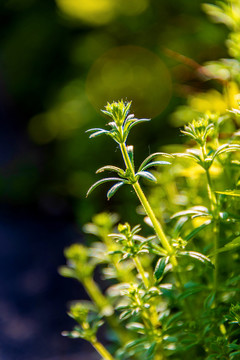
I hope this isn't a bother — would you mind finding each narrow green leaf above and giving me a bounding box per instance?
[213,144,240,160]
[230,351,240,359]
[146,342,157,358]
[138,152,173,172]
[58,266,76,279]
[127,118,151,132]
[119,310,132,320]
[204,291,216,309]
[96,165,125,175]
[86,128,109,138]
[101,109,112,117]
[136,171,157,182]
[210,236,240,256]
[86,177,123,197]
[215,190,240,197]
[86,127,105,132]
[154,256,169,280]
[179,251,214,268]
[127,146,135,167]
[171,206,209,219]
[173,151,201,162]
[178,285,204,300]
[107,182,125,200]
[126,322,145,331]
[185,219,212,241]
[125,339,145,350]
[141,160,171,171]
[165,311,183,329]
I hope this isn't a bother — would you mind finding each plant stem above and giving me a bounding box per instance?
[119,143,177,267]
[201,146,219,299]
[83,277,130,343]
[119,140,194,320]
[92,339,115,360]
[133,256,149,288]
[83,277,111,312]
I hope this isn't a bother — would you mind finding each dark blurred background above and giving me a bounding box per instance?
[0,0,227,359]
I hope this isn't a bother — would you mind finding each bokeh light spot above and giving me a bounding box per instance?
[86,46,172,118]
[118,0,148,16]
[56,0,149,25]
[56,0,115,25]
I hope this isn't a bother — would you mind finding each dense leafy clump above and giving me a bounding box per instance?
[60,1,240,359]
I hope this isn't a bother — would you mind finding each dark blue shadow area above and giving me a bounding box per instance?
[0,206,93,360]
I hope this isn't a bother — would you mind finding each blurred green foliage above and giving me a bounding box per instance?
[0,0,228,223]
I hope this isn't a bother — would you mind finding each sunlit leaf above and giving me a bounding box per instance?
[136,171,157,182]
[96,165,125,176]
[86,177,124,197]
[86,128,109,138]
[215,190,240,197]
[178,251,214,268]
[107,182,125,200]
[127,118,151,132]
[141,160,171,171]
[138,152,173,172]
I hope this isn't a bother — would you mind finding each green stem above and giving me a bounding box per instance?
[83,277,110,312]
[92,339,115,360]
[119,143,177,267]
[133,256,149,289]
[201,146,219,299]
[83,277,130,343]
[119,140,194,321]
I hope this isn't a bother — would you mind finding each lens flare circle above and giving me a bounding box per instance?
[86,46,172,118]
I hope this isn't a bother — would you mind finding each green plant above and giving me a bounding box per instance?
[60,1,240,359]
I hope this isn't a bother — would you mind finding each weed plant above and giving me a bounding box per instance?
[60,1,240,359]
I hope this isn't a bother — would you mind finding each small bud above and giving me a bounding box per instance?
[104,100,132,126]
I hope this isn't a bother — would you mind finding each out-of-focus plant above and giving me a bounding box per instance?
[60,1,240,359]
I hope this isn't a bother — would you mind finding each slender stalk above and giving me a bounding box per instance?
[133,256,149,289]
[119,142,178,267]
[201,146,219,298]
[92,339,115,360]
[83,277,110,311]
[83,277,130,343]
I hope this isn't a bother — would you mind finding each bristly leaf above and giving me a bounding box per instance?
[86,177,124,197]
[138,152,173,172]
[136,171,157,182]
[107,182,126,200]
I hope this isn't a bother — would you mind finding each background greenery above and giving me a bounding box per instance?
[0,0,228,223]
